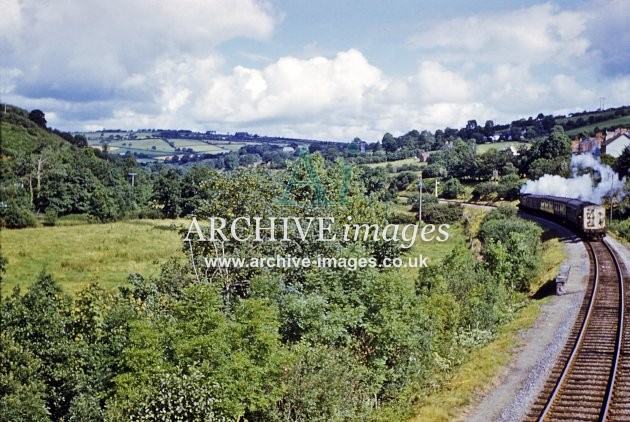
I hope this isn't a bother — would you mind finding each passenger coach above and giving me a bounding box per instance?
[519,193,606,240]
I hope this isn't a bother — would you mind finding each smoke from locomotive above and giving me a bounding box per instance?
[520,154,625,204]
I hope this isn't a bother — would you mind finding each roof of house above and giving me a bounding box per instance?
[602,132,630,147]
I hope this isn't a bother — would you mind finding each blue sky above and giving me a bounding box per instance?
[1,0,629,142]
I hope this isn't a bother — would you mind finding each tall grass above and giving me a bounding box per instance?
[1,219,187,295]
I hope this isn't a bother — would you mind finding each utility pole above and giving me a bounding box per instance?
[417,173,423,223]
[434,179,439,197]
[128,172,137,187]
[610,189,614,223]
[610,180,614,223]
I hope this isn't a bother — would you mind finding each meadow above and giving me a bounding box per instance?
[1,213,469,296]
[1,219,187,295]
[474,141,528,154]
[364,157,423,170]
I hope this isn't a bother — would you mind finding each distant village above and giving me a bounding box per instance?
[571,128,630,158]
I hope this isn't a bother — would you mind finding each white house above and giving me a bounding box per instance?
[601,132,630,157]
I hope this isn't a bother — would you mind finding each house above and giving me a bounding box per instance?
[571,139,580,154]
[575,137,603,155]
[601,131,630,158]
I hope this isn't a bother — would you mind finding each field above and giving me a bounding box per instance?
[1,219,188,295]
[364,157,425,171]
[475,141,528,154]
[565,116,630,136]
[1,213,467,296]
[109,138,173,152]
[83,131,272,161]
[167,138,232,153]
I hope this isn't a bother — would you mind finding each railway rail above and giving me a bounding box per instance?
[527,240,628,421]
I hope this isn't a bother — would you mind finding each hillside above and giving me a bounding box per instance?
[0,105,151,226]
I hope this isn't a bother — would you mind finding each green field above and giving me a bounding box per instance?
[1,214,467,296]
[1,219,187,295]
[565,116,630,136]
[167,138,230,153]
[474,141,529,154]
[110,138,174,151]
[364,157,424,170]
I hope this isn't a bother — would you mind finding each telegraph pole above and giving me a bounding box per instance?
[434,179,439,197]
[417,173,423,223]
[128,172,137,187]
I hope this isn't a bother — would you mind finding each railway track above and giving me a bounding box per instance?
[527,240,629,421]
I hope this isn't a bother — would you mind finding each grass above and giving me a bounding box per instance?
[565,116,630,136]
[110,138,174,151]
[474,141,528,154]
[1,219,188,295]
[408,224,565,421]
[167,138,230,153]
[364,157,424,170]
[410,299,546,421]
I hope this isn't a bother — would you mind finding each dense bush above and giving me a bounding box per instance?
[478,210,542,292]
[0,137,550,420]
[0,201,37,228]
[472,181,498,199]
[421,202,463,224]
[496,174,523,200]
[441,178,463,199]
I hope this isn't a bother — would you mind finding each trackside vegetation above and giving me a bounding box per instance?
[1,157,545,420]
[0,103,601,420]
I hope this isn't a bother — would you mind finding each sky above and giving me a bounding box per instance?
[1,0,629,142]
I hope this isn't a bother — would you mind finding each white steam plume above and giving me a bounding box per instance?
[520,154,626,204]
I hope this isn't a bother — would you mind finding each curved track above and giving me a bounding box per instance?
[527,240,628,421]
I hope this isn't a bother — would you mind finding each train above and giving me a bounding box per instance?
[519,193,607,240]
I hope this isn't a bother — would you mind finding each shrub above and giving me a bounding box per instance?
[472,181,497,199]
[423,163,447,178]
[0,202,37,228]
[421,203,463,224]
[441,178,463,199]
[43,209,58,226]
[496,174,523,200]
[478,213,542,292]
[389,212,417,224]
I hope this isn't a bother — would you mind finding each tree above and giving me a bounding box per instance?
[360,167,389,199]
[497,174,523,200]
[28,109,47,128]
[224,152,240,171]
[614,148,630,177]
[382,133,397,153]
[484,121,496,138]
[441,178,463,199]
[532,130,572,161]
[151,169,182,218]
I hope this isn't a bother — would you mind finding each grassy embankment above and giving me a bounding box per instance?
[410,227,565,421]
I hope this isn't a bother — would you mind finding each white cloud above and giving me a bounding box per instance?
[193,49,386,124]
[409,3,588,66]
[2,1,629,143]
[413,61,471,103]
[1,0,276,101]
